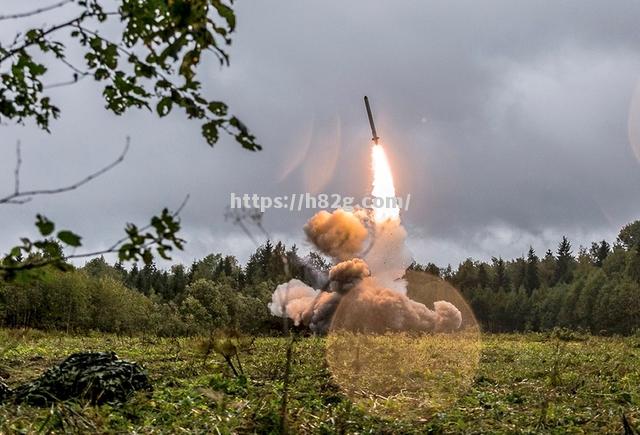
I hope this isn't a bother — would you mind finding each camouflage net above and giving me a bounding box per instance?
[0,378,11,402]
[0,352,152,406]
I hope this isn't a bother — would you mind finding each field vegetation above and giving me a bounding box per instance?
[1,329,638,433]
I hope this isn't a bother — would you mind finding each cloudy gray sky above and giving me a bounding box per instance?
[2,0,640,268]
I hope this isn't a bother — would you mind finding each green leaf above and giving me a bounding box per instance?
[57,230,82,247]
[35,214,55,236]
[156,97,173,117]
[207,101,227,116]
[202,120,220,146]
[213,2,236,31]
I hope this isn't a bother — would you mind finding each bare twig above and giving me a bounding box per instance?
[44,73,87,90]
[44,57,90,89]
[0,137,130,205]
[0,0,73,21]
[224,206,270,246]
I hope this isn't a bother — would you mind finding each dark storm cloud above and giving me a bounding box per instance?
[2,0,640,267]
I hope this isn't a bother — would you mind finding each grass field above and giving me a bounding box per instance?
[0,328,639,434]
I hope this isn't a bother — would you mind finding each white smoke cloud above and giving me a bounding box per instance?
[270,199,463,334]
[363,219,413,294]
[268,279,319,326]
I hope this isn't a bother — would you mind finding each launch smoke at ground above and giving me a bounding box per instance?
[267,143,480,419]
[268,208,462,334]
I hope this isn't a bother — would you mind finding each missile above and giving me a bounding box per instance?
[364,96,380,144]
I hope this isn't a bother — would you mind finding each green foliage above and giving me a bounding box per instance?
[4,222,640,337]
[0,0,260,151]
[618,220,640,250]
[410,222,640,335]
[118,208,185,265]
[1,0,262,280]
[0,239,289,336]
[1,207,185,280]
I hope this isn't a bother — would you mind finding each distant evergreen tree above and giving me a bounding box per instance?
[524,247,540,294]
[137,263,158,295]
[538,250,556,288]
[454,259,477,292]
[590,240,610,267]
[286,244,305,280]
[307,251,331,271]
[511,257,527,291]
[126,263,139,289]
[555,236,574,284]
[191,254,223,282]
[168,264,188,300]
[477,263,489,289]
[113,261,127,281]
[260,240,274,278]
[409,261,424,272]
[442,264,453,281]
[491,257,510,291]
[83,257,118,279]
[425,262,441,277]
[270,241,287,280]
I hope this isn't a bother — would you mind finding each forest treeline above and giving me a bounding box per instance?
[1,221,640,336]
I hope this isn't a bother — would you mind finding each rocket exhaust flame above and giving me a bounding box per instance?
[371,144,400,222]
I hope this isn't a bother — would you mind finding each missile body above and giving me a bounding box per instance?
[364,96,380,144]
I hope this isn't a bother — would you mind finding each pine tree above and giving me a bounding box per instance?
[538,250,556,288]
[555,236,574,284]
[454,259,478,292]
[260,240,274,278]
[169,264,188,300]
[590,240,610,267]
[477,263,489,289]
[442,264,453,281]
[524,247,540,294]
[126,263,139,289]
[511,257,527,291]
[491,257,510,291]
[425,263,441,277]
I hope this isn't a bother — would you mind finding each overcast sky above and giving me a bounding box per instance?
[2,0,640,268]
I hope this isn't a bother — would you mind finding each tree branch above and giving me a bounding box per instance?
[0,137,130,205]
[66,194,190,260]
[0,13,89,64]
[0,194,190,274]
[0,0,74,22]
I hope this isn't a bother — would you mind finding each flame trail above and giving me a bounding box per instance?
[371,144,400,222]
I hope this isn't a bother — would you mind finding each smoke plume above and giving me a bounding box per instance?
[304,209,368,261]
[268,279,318,326]
[269,208,463,334]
